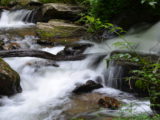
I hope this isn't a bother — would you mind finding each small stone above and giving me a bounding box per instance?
[73,80,103,94]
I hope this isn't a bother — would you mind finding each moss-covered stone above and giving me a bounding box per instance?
[36,20,86,45]
[0,58,22,96]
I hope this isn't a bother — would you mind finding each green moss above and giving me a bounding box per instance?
[0,58,20,83]
[37,26,81,38]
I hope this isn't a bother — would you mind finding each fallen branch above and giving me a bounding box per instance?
[0,49,86,61]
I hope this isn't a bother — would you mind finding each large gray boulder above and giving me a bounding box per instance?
[0,58,22,96]
[35,3,83,22]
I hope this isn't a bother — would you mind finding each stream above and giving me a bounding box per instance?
[0,10,160,120]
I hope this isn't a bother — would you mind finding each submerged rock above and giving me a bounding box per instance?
[65,93,120,117]
[98,96,120,109]
[57,43,93,56]
[36,20,86,45]
[0,58,22,96]
[73,80,103,94]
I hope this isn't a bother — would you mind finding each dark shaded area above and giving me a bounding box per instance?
[57,43,93,56]
[73,80,103,94]
[92,0,160,30]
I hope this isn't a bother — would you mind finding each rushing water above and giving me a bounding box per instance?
[0,10,34,28]
[0,10,160,120]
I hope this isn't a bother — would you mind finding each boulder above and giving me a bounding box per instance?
[57,43,93,56]
[36,20,86,45]
[36,3,83,22]
[73,80,103,94]
[0,58,22,96]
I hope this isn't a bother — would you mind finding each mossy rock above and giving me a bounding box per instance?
[36,20,86,45]
[0,58,22,96]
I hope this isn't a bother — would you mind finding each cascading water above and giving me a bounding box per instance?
[0,10,35,28]
[1,13,160,120]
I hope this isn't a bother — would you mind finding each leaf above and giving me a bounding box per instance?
[141,0,146,4]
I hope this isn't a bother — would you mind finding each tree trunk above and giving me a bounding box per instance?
[0,49,86,61]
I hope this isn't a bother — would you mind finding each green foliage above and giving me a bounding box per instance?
[80,15,125,33]
[0,0,13,6]
[114,114,160,120]
[113,41,136,50]
[84,0,160,23]
[89,0,129,20]
[109,51,160,111]
[109,53,140,63]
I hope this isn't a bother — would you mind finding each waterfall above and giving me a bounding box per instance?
[1,18,160,120]
[0,10,35,28]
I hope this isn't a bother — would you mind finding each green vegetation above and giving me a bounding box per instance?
[114,114,160,120]
[0,0,12,5]
[108,41,160,113]
[70,114,160,120]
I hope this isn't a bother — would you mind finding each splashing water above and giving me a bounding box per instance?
[0,10,35,28]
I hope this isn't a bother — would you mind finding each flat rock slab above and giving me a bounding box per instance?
[36,20,86,45]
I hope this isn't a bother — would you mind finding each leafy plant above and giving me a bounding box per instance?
[79,15,125,34]
[114,114,160,120]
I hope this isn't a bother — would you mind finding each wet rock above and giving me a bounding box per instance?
[36,3,83,22]
[3,42,21,50]
[2,27,37,39]
[0,40,4,50]
[0,58,22,96]
[65,93,120,117]
[73,80,103,94]
[98,96,120,109]
[36,20,86,45]
[57,43,93,56]
[28,0,43,6]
